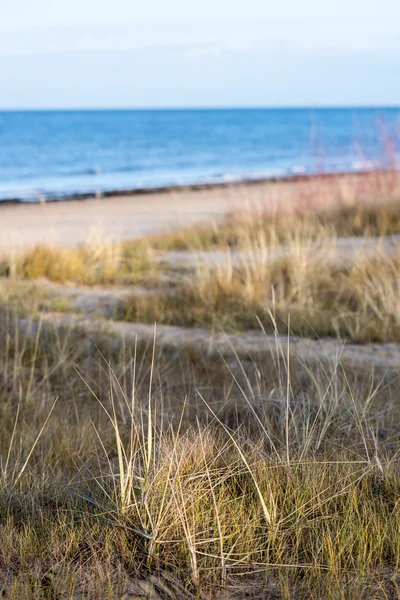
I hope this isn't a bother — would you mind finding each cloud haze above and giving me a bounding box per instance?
[1,1,399,108]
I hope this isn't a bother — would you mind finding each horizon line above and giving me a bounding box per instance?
[1,105,400,112]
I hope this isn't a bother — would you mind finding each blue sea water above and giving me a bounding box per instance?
[0,108,400,202]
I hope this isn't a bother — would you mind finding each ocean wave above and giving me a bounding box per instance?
[221,173,242,182]
[43,164,149,179]
[289,164,307,175]
[351,160,379,171]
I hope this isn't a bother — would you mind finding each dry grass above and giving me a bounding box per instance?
[3,194,400,342]
[0,310,398,598]
[0,235,157,285]
[148,198,400,252]
[122,233,400,342]
[0,173,400,596]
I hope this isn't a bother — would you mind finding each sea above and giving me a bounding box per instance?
[0,108,400,202]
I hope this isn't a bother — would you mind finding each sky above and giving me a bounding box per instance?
[1,0,400,109]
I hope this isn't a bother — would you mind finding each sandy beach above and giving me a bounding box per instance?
[0,172,393,253]
[0,183,258,252]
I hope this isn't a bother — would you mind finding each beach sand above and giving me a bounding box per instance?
[0,172,395,252]
[0,183,258,252]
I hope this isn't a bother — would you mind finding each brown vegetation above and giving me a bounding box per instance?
[0,311,398,598]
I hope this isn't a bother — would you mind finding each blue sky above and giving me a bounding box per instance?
[1,0,400,108]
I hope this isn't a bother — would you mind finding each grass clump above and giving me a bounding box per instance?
[122,246,400,342]
[143,197,400,253]
[0,311,398,598]
[0,237,157,285]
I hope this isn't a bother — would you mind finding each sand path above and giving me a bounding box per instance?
[23,311,400,372]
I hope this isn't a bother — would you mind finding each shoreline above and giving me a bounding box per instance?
[0,169,398,254]
[0,168,395,206]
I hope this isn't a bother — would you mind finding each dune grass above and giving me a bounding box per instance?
[1,174,400,597]
[147,197,400,253]
[0,310,399,598]
[0,236,158,286]
[2,192,400,343]
[122,236,400,342]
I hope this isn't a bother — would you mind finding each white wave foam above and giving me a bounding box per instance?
[351,160,378,171]
[289,165,306,175]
